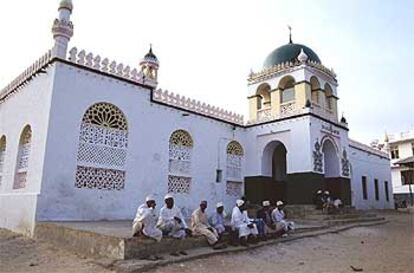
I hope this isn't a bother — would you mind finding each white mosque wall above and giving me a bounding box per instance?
[0,66,55,235]
[36,61,248,222]
[349,145,394,209]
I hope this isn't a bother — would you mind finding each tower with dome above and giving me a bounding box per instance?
[0,1,393,236]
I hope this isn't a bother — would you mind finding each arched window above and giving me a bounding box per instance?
[279,76,296,103]
[75,103,128,190]
[324,83,333,110]
[256,83,271,110]
[14,126,32,189]
[310,76,320,104]
[0,136,6,186]
[168,129,193,194]
[226,141,244,197]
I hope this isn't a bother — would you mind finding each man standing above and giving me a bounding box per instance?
[132,195,163,242]
[191,200,224,249]
[231,199,258,246]
[157,194,191,239]
[210,202,226,236]
[271,201,295,236]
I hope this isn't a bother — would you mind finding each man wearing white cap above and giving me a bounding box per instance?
[231,199,258,246]
[132,195,163,242]
[157,194,190,239]
[191,200,224,249]
[271,201,295,236]
[257,200,275,237]
[210,202,226,236]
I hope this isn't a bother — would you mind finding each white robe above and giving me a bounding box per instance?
[230,206,258,238]
[157,205,187,239]
[271,208,295,232]
[132,203,163,242]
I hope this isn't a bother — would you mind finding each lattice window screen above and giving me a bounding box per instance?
[13,126,32,189]
[0,136,6,186]
[168,130,193,193]
[226,141,243,180]
[75,103,128,190]
[226,181,242,197]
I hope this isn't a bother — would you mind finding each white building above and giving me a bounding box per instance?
[0,0,394,236]
[373,129,414,203]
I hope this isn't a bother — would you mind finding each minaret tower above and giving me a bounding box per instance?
[139,45,159,88]
[52,0,74,58]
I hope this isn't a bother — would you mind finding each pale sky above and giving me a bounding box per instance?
[0,0,413,143]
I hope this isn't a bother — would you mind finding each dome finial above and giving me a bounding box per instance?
[288,25,293,44]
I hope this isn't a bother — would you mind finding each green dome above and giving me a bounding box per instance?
[263,43,321,68]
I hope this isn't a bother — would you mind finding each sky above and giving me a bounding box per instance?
[0,0,413,143]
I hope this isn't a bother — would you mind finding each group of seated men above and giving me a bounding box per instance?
[132,194,295,249]
[314,190,343,213]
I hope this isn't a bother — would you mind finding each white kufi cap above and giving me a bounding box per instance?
[236,199,245,207]
[262,200,270,207]
[145,195,155,202]
[216,202,224,208]
[276,201,284,206]
[164,193,174,200]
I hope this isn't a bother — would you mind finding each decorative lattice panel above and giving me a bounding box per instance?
[0,137,5,175]
[82,103,128,130]
[14,127,32,190]
[227,141,244,156]
[226,141,243,180]
[13,172,27,189]
[169,130,193,147]
[75,166,125,190]
[226,154,242,179]
[17,144,31,170]
[226,181,242,197]
[168,130,193,191]
[76,103,128,190]
[168,175,191,193]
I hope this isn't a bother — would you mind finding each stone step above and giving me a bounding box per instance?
[303,213,377,221]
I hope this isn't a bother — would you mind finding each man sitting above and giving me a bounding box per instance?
[231,199,258,246]
[157,194,191,239]
[132,195,163,242]
[271,201,295,237]
[257,200,276,238]
[210,202,227,237]
[191,200,225,249]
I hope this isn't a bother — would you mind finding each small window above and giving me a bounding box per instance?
[374,179,379,201]
[390,146,399,159]
[281,88,295,103]
[384,181,389,202]
[362,176,368,200]
[401,170,413,185]
[412,143,414,156]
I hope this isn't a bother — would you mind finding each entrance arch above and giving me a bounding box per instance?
[321,138,340,177]
[261,141,287,181]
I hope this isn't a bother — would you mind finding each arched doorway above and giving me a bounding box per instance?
[272,144,287,181]
[322,139,339,177]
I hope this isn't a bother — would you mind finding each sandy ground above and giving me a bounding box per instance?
[151,213,414,273]
[0,212,412,273]
[0,229,115,273]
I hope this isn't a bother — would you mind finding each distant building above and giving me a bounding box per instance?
[373,129,414,203]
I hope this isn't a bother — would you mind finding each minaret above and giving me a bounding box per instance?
[139,45,159,88]
[52,0,74,58]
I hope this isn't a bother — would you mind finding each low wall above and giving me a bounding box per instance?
[0,193,38,236]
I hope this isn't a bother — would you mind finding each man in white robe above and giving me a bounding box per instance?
[132,195,163,242]
[191,200,223,248]
[210,202,226,235]
[231,199,258,245]
[157,194,191,239]
[271,200,295,235]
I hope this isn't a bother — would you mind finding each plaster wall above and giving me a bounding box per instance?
[0,65,55,235]
[349,146,394,209]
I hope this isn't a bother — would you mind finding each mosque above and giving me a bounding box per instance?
[0,0,393,236]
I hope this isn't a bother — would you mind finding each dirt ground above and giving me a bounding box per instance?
[0,212,413,273]
[0,229,115,273]
[151,212,414,273]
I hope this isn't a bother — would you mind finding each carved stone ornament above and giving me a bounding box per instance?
[313,139,323,172]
